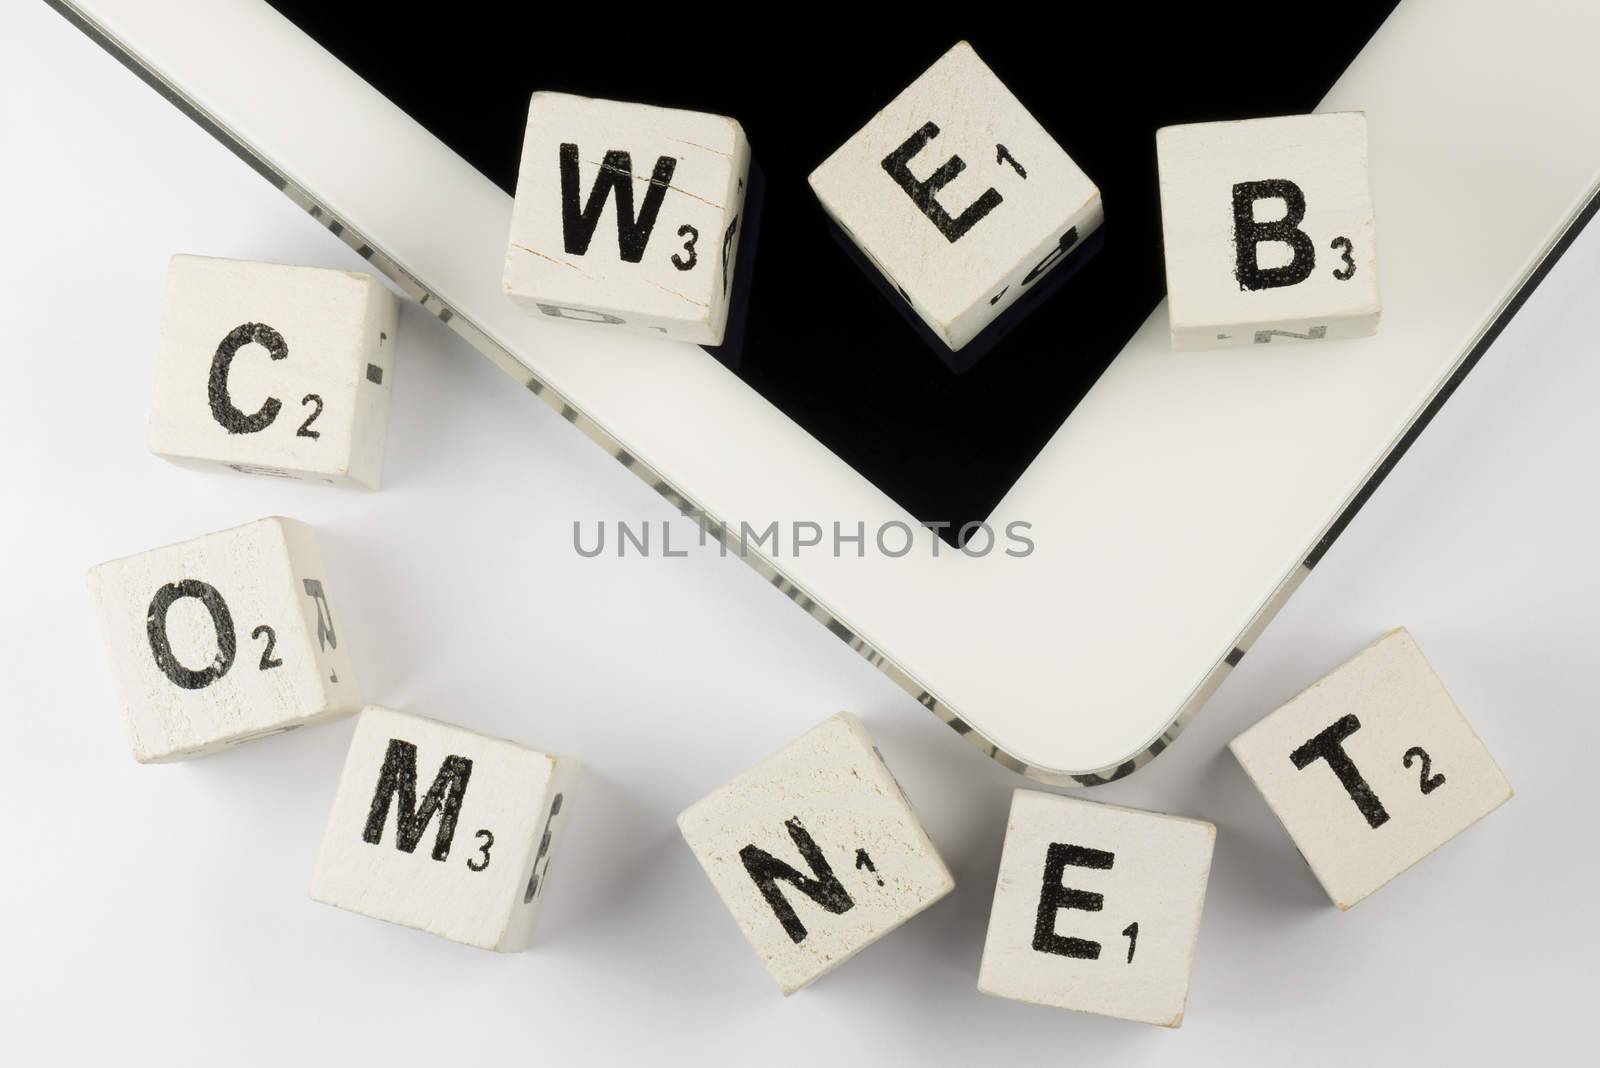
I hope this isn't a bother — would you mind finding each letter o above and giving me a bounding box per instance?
[146,579,238,690]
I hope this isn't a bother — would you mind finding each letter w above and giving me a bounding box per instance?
[363,739,474,861]
[739,817,855,944]
[560,144,676,263]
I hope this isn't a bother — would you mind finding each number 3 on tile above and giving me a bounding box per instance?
[467,829,494,872]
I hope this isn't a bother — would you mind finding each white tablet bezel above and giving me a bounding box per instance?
[52,0,1600,784]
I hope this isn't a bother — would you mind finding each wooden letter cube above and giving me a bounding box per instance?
[1157,112,1380,349]
[504,93,751,345]
[148,255,399,487]
[310,706,578,951]
[87,517,360,762]
[978,790,1215,1027]
[677,712,953,993]
[808,41,1102,352]
[1229,628,1512,910]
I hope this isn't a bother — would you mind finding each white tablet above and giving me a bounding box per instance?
[52,0,1600,783]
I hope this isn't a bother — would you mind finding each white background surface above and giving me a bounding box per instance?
[3,4,1596,1064]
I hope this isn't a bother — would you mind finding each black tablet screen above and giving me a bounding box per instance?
[266,5,1399,539]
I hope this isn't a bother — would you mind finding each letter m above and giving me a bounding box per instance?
[739,817,855,944]
[362,739,473,862]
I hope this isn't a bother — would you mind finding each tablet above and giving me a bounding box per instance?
[257,5,1398,534]
[53,0,1600,783]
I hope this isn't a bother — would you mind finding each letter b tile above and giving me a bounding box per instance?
[1229,628,1512,910]
[310,706,578,951]
[978,791,1216,1027]
[677,713,954,994]
[1157,112,1380,349]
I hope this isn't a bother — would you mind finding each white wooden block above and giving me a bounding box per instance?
[1230,628,1512,910]
[1157,112,1380,350]
[977,790,1215,1027]
[808,42,1102,352]
[310,705,579,951]
[148,255,399,488]
[86,516,360,762]
[503,93,751,346]
[677,712,953,994]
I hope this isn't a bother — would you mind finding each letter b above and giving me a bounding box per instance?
[1232,179,1316,291]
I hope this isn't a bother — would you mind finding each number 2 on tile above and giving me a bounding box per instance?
[1403,746,1446,794]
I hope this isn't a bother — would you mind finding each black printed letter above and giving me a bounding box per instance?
[1232,179,1315,291]
[739,817,854,944]
[882,122,1002,243]
[302,578,337,651]
[146,579,237,690]
[1290,714,1389,828]
[560,144,676,263]
[363,739,474,861]
[208,323,288,434]
[1021,226,1080,288]
[1033,843,1114,959]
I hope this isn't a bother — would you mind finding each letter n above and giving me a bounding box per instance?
[739,817,855,944]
